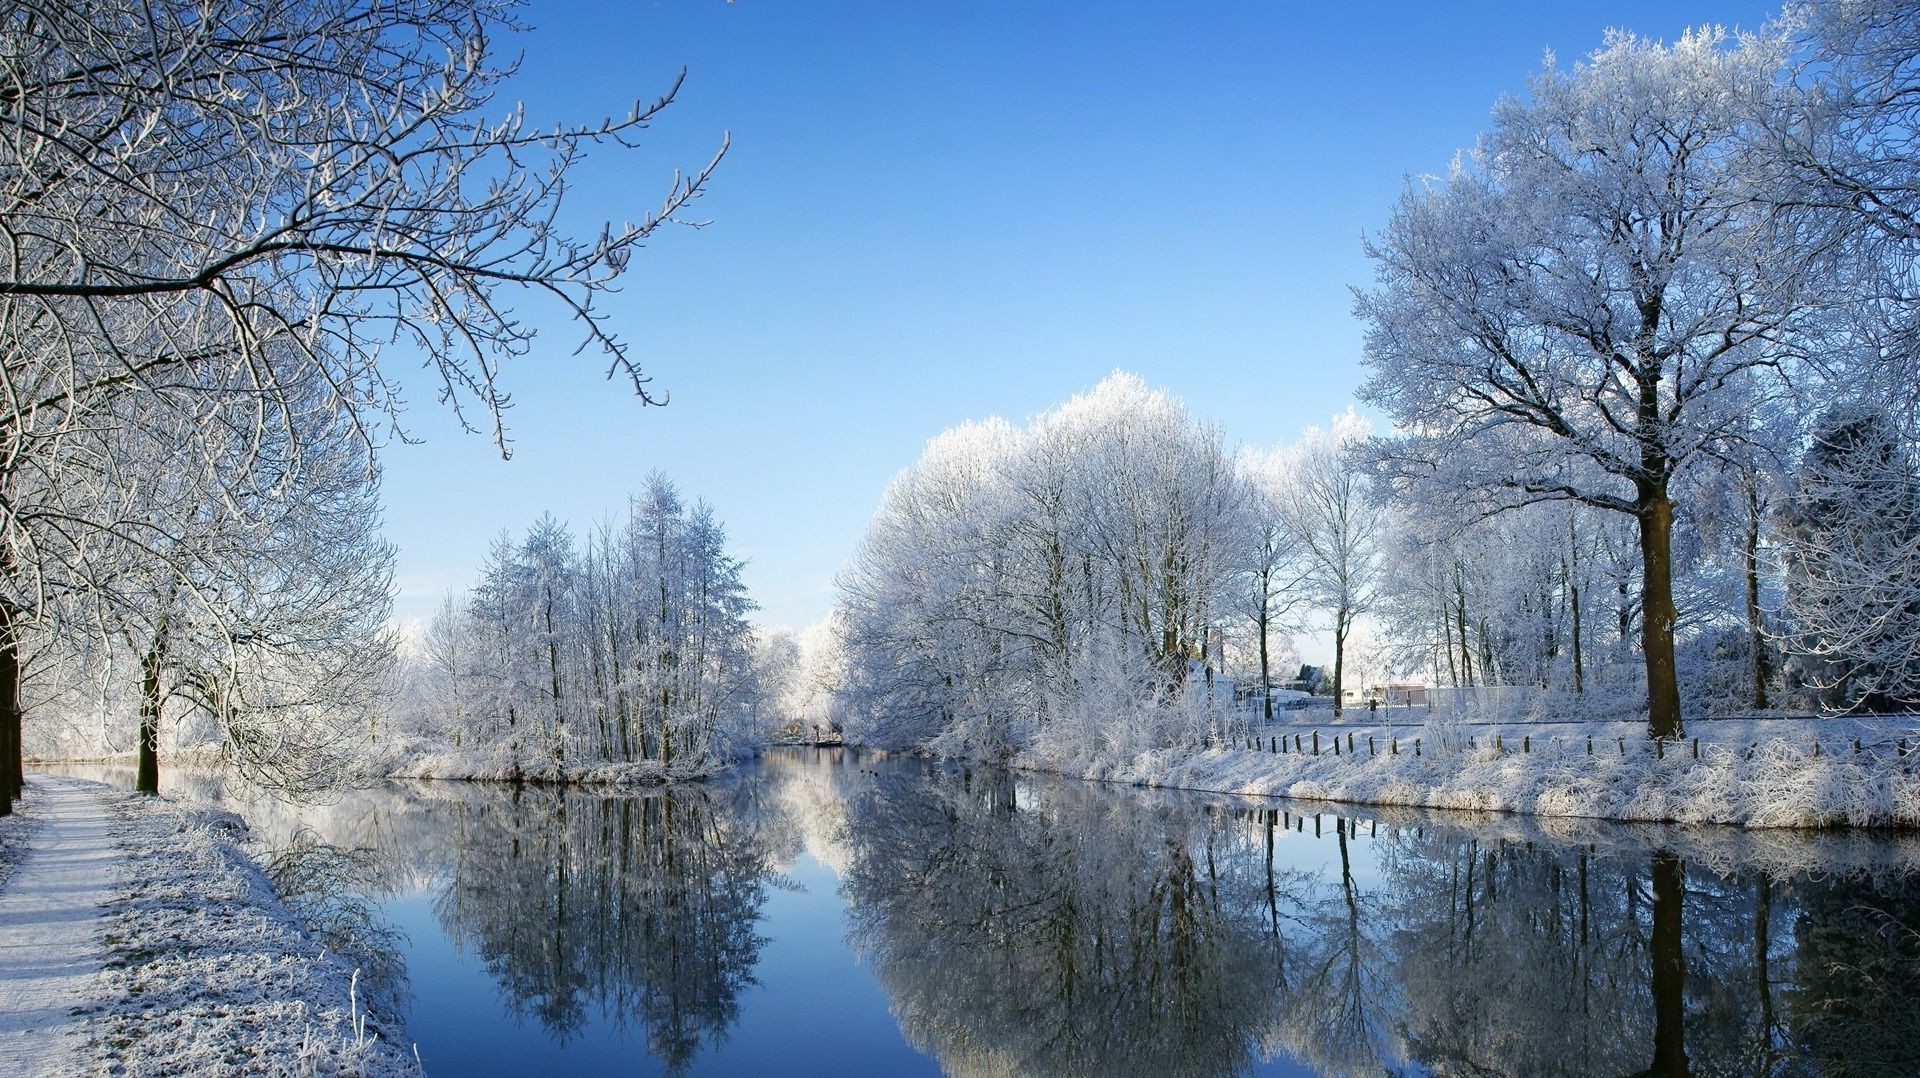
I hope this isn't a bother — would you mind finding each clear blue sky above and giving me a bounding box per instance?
[380,0,1782,634]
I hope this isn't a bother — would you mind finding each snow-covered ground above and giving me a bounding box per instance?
[379,737,727,786]
[0,792,32,894]
[0,778,114,1076]
[0,775,421,1077]
[1023,713,1920,829]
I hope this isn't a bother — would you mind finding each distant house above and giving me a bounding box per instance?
[1183,657,1235,709]
[1285,665,1327,695]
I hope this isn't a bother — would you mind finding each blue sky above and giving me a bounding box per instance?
[380,0,1782,634]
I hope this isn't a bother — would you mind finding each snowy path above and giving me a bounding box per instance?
[0,775,116,1076]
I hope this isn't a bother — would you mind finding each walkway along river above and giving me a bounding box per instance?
[44,749,1920,1076]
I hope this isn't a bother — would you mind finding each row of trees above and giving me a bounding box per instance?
[397,477,762,774]
[25,370,398,794]
[834,373,1378,758]
[834,2,1920,754]
[0,0,717,813]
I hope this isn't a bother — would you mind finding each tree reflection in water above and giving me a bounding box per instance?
[827,760,1920,1077]
[432,782,782,1072]
[836,764,1336,1077]
[260,828,413,1025]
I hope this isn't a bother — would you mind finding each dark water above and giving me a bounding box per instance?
[43,750,1920,1076]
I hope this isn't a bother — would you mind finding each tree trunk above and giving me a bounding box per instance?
[1568,518,1585,694]
[1744,488,1769,710]
[539,583,566,766]
[1258,593,1272,724]
[136,625,167,795]
[1332,606,1349,718]
[0,602,20,815]
[1570,577,1585,694]
[1638,489,1683,739]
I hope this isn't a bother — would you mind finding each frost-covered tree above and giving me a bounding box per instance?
[403,476,759,775]
[1275,411,1380,717]
[0,0,721,812]
[1779,0,1920,417]
[1232,447,1308,721]
[1779,405,1920,711]
[113,394,394,795]
[7,345,395,794]
[755,621,845,738]
[837,373,1245,759]
[1357,29,1817,738]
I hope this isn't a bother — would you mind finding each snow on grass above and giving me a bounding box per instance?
[377,736,721,786]
[0,788,38,894]
[1279,797,1920,880]
[84,785,420,1077]
[387,748,687,786]
[1021,715,1920,829]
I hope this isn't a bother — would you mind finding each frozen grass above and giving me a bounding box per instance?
[1022,713,1920,829]
[85,785,420,1077]
[0,788,37,894]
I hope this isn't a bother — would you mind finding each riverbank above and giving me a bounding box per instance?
[0,775,420,1076]
[1017,716,1920,829]
[382,744,720,785]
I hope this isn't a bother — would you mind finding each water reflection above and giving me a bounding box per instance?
[829,762,1920,1077]
[259,828,412,1023]
[36,755,1920,1076]
[836,765,1291,1077]
[431,783,787,1070]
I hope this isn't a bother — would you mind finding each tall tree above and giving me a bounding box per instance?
[1276,411,1380,718]
[836,373,1244,758]
[1233,447,1308,722]
[1356,29,1815,737]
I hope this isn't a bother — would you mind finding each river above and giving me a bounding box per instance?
[43,748,1920,1076]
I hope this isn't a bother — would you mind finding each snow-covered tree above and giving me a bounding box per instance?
[402,476,759,774]
[1356,29,1818,737]
[1274,411,1380,717]
[836,373,1246,759]
[1232,447,1309,722]
[1779,404,1920,711]
[0,0,721,812]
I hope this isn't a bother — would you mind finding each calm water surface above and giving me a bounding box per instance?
[47,749,1920,1076]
